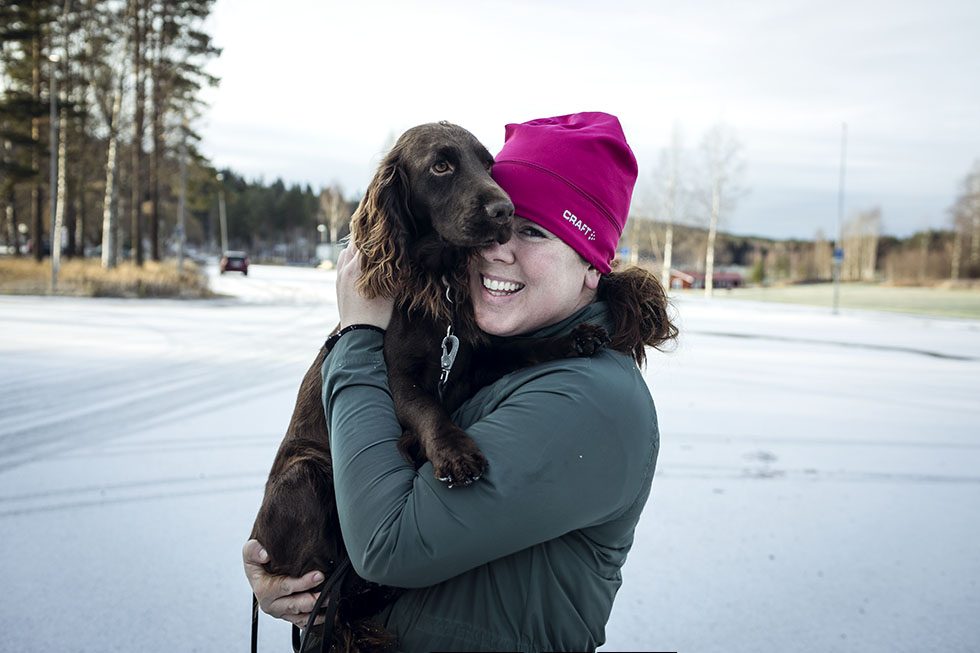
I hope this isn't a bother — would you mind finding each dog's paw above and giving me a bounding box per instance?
[428,428,488,489]
[571,323,610,357]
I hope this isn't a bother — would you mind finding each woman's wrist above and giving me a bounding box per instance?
[325,324,386,352]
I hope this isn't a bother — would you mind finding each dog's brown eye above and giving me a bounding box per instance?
[431,161,454,175]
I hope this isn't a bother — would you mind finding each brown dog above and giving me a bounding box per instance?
[251,122,608,652]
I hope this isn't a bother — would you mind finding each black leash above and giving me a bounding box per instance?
[251,593,259,653]
[250,556,353,653]
[294,557,353,653]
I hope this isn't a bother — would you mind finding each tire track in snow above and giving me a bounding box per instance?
[48,433,277,460]
[657,462,980,485]
[0,470,267,517]
[691,329,979,361]
[0,359,237,436]
[669,431,980,450]
[0,360,303,472]
[0,285,330,471]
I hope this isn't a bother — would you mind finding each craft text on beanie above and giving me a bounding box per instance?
[491,112,638,274]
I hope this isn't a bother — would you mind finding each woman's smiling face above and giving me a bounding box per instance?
[468,217,601,337]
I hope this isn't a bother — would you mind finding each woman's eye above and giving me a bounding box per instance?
[431,161,453,175]
[520,226,545,238]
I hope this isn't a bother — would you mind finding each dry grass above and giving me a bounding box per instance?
[0,257,213,298]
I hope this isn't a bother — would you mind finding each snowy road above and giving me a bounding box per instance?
[1,264,978,652]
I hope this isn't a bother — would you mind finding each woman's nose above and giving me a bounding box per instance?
[481,237,516,264]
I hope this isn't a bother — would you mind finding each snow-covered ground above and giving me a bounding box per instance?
[1,264,978,652]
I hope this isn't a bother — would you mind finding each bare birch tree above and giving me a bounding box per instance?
[637,126,685,282]
[696,123,745,297]
[861,208,881,280]
[100,83,123,268]
[318,184,349,244]
[963,162,980,266]
[947,165,979,280]
[950,221,963,281]
[841,207,881,281]
[78,0,129,269]
[624,175,653,265]
[656,124,688,289]
[50,0,72,269]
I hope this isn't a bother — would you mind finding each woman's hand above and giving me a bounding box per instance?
[242,539,326,628]
[336,243,394,330]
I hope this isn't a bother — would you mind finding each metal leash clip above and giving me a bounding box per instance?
[439,324,460,393]
[438,277,459,401]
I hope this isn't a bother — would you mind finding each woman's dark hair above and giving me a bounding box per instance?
[598,265,678,368]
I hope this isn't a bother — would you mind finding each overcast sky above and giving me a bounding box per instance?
[199,0,980,239]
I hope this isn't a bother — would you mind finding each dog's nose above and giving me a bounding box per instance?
[494,225,513,245]
[485,199,514,224]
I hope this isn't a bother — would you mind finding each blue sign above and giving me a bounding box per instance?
[833,248,844,262]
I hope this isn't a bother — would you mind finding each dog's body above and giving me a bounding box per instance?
[251,122,607,652]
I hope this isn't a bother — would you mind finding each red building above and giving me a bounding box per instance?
[670,269,744,290]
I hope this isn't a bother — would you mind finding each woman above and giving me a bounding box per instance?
[244,112,677,651]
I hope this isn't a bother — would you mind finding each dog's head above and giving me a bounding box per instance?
[351,121,514,299]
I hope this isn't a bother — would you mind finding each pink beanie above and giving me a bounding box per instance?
[491,112,638,274]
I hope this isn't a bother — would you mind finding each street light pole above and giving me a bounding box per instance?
[971,175,980,265]
[832,122,847,315]
[48,54,60,292]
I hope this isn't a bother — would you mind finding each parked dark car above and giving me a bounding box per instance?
[220,251,249,275]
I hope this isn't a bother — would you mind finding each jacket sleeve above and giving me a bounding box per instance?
[323,329,656,588]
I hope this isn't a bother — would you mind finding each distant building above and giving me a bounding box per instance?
[670,269,744,290]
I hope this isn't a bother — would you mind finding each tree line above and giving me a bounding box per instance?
[0,1,359,267]
[0,0,219,267]
[3,8,976,285]
[214,171,356,263]
[621,218,978,287]
[626,123,980,288]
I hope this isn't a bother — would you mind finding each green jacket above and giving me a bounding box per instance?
[322,301,659,653]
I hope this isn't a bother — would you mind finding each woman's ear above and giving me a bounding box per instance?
[585,265,601,291]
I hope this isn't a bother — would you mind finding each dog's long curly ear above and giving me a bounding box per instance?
[350,145,413,299]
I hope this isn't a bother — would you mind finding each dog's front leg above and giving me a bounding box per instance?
[384,315,487,487]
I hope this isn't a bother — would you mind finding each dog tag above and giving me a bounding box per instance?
[440,333,460,386]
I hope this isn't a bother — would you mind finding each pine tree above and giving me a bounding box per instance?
[0,1,57,260]
[146,0,219,261]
